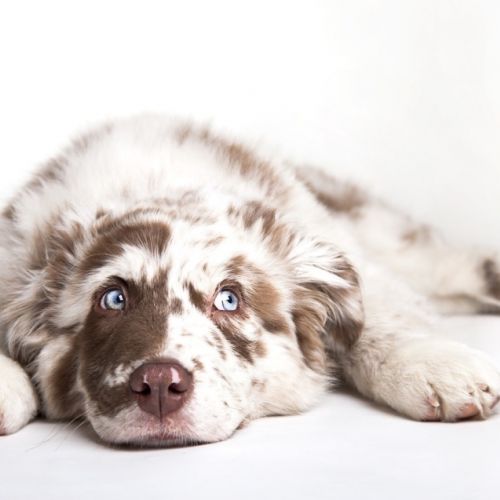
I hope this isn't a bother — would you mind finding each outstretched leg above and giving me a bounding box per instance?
[335,263,500,421]
[341,326,500,421]
[337,258,500,421]
[297,167,500,314]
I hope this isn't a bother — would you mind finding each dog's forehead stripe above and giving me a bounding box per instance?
[78,220,171,277]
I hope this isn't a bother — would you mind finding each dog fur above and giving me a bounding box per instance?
[0,115,499,446]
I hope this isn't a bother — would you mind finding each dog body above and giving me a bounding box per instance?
[1,115,499,445]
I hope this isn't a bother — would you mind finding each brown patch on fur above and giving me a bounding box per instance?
[292,255,364,371]
[483,259,500,299]
[187,283,206,311]
[193,358,204,371]
[95,208,108,220]
[228,202,293,256]
[239,202,277,236]
[225,255,290,335]
[314,187,365,214]
[78,221,170,277]
[175,123,191,144]
[169,297,183,315]
[46,343,83,418]
[69,123,113,155]
[402,225,432,244]
[251,378,266,391]
[212,331,227,360]
[218,320,254,363]
[292,289,329,372]
[2,203,15,221]
[24,157,66,194]
[297,167,366,216]
[79,273,169,417]
[254,340,266,358]
[213,307,268,364]
[204,236,224,247]
[225,255,247,276]
[248,275,290,334]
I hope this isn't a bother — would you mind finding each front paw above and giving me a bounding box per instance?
[374,339,500,422]
[0,356,38,435]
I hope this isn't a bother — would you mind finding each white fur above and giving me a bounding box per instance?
[0,354,38,434]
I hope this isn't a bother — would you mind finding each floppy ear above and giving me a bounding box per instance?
[288,237,364,371]
[228,201,364,371]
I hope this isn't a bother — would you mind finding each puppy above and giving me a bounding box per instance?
[1,115,499,446]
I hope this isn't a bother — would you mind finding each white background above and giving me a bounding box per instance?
[1,0,499,247]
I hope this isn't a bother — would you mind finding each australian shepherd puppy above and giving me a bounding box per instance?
[0,115,498,446]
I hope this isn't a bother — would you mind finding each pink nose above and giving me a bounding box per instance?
[129,361,192,419]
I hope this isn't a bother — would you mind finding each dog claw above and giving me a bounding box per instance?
[428,395,440,408]
[423,394,441,420]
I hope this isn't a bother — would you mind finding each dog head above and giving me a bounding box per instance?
[7,191,363,446]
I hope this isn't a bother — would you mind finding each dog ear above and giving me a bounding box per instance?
[228,201,364,371]
[288,238,364,371]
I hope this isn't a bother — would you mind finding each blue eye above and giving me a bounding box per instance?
[100,288,126,311]
[213,289,239,312]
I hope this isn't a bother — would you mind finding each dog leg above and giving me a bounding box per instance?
[342,331,500,421]
[339,268,500,421]
[298,166,500,314]
[0,353,38,435]
[353,211,500,314]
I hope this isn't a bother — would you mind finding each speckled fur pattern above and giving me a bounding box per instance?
[0,115,499,445]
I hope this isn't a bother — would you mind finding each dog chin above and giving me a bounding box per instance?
[88,407,234,447]
[109,432,205,449]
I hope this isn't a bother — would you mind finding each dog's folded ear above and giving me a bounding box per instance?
[288,238,364,371]
[229,201,364,372]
